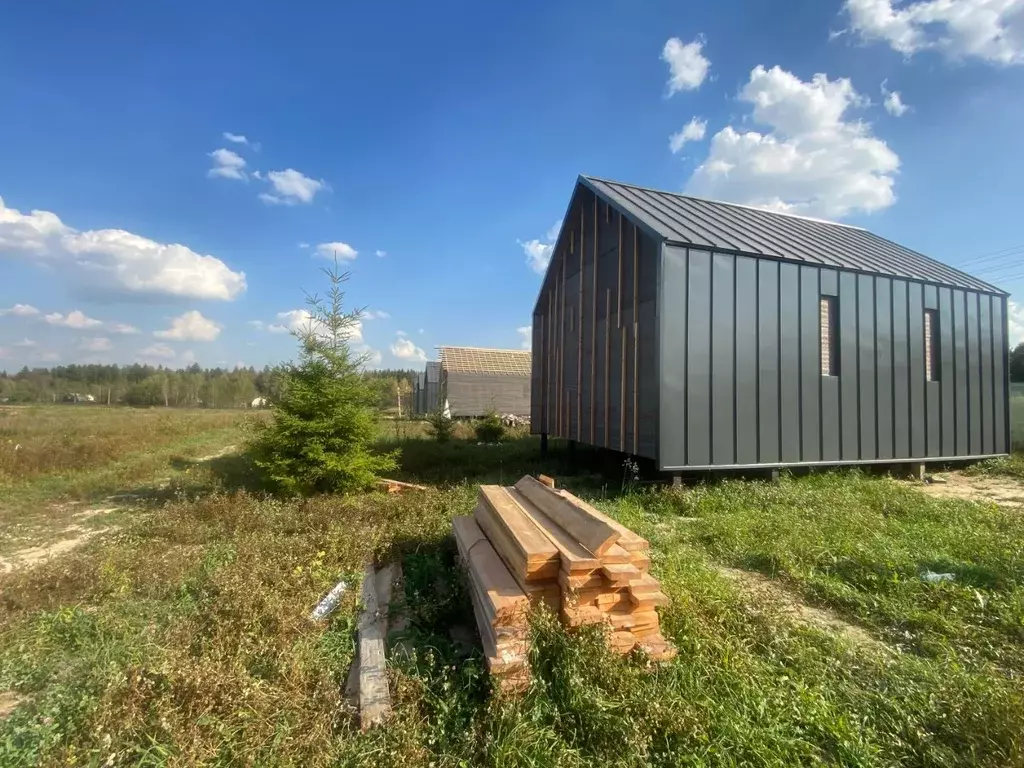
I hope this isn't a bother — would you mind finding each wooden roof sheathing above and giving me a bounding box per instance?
[581,176,1005,295]
[438,346,532,376]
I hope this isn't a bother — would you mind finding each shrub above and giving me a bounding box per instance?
[248,261,398,494]
[425,408,455,443]
[474,411,505,443]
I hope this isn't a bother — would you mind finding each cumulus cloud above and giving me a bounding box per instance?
[390,336,427,362]
[843,0,1024,65]
[669,117,708,153]
[686,65,899,219]
[108,322,140,335]
[223,132,249,145]
[260,169,327,205]
[207,148,248,180]
[519,220,562,275]
[0,303,40,317]
[375,250,387,258]
[267,309,364,343]
[1009,300,1024,347]
[154,310,222,342]
[315,241,358,260]
[79,337,112,352]
[662,36,710,94]
[139,343,175,360]
[45,310,103,329]
[0,195,246,300]
[517,325,532,350]
[363,309,390,320]
[881,81,911,115]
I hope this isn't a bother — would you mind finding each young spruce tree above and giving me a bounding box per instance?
[250,260,398,494]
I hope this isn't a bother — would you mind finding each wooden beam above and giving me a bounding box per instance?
[617,213,623,327]
[358,561,392,730]
[633,227,640,456]
[591,195,598,445]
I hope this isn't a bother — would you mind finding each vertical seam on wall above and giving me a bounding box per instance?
[755,258,761,464]
[906,281,913,457]
[818,270,824,462]
[684,249,690,467]
[965,291,971,454]
[856,276,862,460]
[976,292,982,454]
[798,269,804,461]
[709,254,715,464]
[577,205,584,443]
[837,277,843,460]
[777,264,782,464]
[922,284,929,456]
[872,282,878,460]
[733,256,739,466]
[633,226,639,456]
[605,288,611,447]
[891,281,897,458]
[1003,297,1010,452]
[591,196,597,446]
[617,215,622,328]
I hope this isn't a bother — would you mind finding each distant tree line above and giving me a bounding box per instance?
[0,363,418,410]
[1012,343,1024,384]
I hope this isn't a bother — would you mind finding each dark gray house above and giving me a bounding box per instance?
[438,346,532,418]
[413,361,441,415]
[531,176,1011,472]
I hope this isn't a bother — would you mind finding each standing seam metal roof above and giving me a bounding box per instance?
[581,176,1004,295]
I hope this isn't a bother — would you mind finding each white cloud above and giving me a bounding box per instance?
[843,0,1024,65]
[375,249,387,258]
[45,310,103,329]
[662,36,711,94]
[687,65,899,219]
[418,328,425,335]
[223,132,249,145]
[79,337,112,352]
[0,195,246,300]
[260,169,326,205]
[1009,300,1024,347]
[267,309,364,345]
[207,148,248,181]
[108,322,140,335]
[669,117,708,153]
[298,242,310,249]
[315,241,358,260]
[363,309,390,320]
[247,320,267,330]
[0,303,40,317]
[390,336,427,362]
[517,325,532,350]
[154,310,222,342]
[14,338,35,348]
[881,81,911,115]
[139,343,175,360]
[519,219,563,275]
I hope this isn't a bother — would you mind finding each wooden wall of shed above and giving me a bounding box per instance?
[532,187,659,460]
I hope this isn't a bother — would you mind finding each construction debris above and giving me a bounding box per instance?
[452,475,676,692]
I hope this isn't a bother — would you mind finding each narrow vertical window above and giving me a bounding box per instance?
[606,203,613,224]
[569,229,575,254]
[820,296,839,376]
[925,308,940,381]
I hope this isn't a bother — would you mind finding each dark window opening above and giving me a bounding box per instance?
[606,203,614,224]
[820,296,839,377]
[925,308,940,381]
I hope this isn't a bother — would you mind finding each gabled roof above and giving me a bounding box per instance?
[437,346,532,376]
[579,176,1003,295]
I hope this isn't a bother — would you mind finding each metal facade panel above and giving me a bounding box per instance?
[875,277,894,460]
[531,317,543,425]
[839,271,859,460]
[908,282,926,457]
[800,266,821,462]
[581,176,1002,294]
[953,290,969,455]
[892,281,910,458]
[993,297,1007,453]
[924,285,941,455]
[858,274,877,459]
[967,292,982,455]
[758,260,781,464]
[821,269,841,461]
[713,254,736,465]
[581,197,594,445]
[735,256,759,465]
[659,246,688,468]
[938,288,955,456]
[687,250,712,465]
[779,263,801,462]
[638,299,659,459]
[979,295,994,455]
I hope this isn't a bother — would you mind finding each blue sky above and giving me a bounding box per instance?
[2,0,1023,371]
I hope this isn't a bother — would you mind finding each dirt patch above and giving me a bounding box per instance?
[718,566,884,650]
[73,506,119,521]
[0,526,108,574]
[916,473,1024,507]
[0,691,22,720]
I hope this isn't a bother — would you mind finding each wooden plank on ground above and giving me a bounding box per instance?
[513,476,621,555]
[358,561,391,730]
[555,489,650,553]
[506,488,603,572]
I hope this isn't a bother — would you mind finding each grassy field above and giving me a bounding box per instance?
[1,409,1023,765]
[0,406,258,558]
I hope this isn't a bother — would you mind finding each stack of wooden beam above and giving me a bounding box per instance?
[452,475,675,690]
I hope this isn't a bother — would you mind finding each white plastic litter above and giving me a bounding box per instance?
[921,571,955,583]
[310,580,348,621]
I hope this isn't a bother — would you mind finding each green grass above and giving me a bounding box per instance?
[2,427,1023,765]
